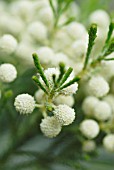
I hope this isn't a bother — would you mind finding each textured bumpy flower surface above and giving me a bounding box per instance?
[40,116,62,138]
[14,94,35,114]
[53,104,75,126]
[82,140,96,152]
[80,119,100,139]
[0,34,17,54]
[0,63,17,83]
[103,134,114,152]
[88,76,109,97]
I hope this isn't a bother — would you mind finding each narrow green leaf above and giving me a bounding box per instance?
[61,17,76,27]
[104,40,114,56]
[32,76,48,94]
[59,67,73,86]
[83,24,97,69]
[49,0,56,17]
[59,76,80,90]
[103,57,114,61]
[104,22,114,47]
[32,53,49,88]
[57,62,65,83]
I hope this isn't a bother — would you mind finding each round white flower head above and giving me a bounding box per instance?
[0,34,17,54]
[65,22,87,40]
[40,116,62,138]
[88,76,109,97]
[28,21,47,42]
[15,42,34,65]
[93,101,112,121]
[38,7,54,26]
[89,10,110,28]
[71,40,87,61]
[36,46,55,66]
[0,63,17,83]
[54,95,74,107]
[53,104,75,126]
[60,83,78,96]
[40,68,59,90]
[103,134,114,152]
[103,94,114,113]
[34,89,44,104]
[80,119,100,139]
[54,52,70,66]
[82,140,96,152]
[82,96,99,117]
[14,94,35,114]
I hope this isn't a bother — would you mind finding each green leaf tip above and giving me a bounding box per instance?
[32,53,49,88]
[83,23,97,70]
[32,75,48,94]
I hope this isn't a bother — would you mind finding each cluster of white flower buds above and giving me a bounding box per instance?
[1,0,114,153]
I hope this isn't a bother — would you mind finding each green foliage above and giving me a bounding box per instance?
[83,24,97,69]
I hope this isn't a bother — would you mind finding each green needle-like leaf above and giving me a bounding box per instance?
[59,67,73,86]
[104,22,114,47]
[32,76,48,94]
[32,53,49,88]
[83,24,97,69]
[59,76,80,90]
[104,40,114,56]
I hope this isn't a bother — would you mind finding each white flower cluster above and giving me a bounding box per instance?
[0,63,17,83]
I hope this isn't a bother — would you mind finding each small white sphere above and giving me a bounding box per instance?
[28,21,47,42]
[60,83,78,96]
[88,76,109,97]
[54,52,70,66]
[80,119,100,139]
[36,46,55,66]
[0,63,17,83]
[82,140,96,152]
[89,10,110,28]
[53,104,75,126]
[82,96,99,116]
[103,134,114,152]
[40,116,62,138]
[71,40,87,61]
[103,94,114,113]
[54,95,74,107]
[15,42,34,65]
[34,89,44,104]
[38,7,54,26]
[0,34,17,54]
[65,22,87,40]
[93,101,112,121]
[14,94,35,114]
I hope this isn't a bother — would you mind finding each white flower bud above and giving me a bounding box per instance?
[0,34,17,54]
[0,63,17,83]
[53,104,75,126]
[54,52,70,66]
[54,95,74,107]
[82,96,99,117]
[103,94,114,113]
[65,22,87,40]
[89,10,110,28]
[103,134,114,152]
[38,7,54,26]
[40,116,62,138]
[14,94,35,114]
[82,140,96,152]
[28,21,47,42]
[34,89,44,104]
[93,101,112,121]
[88,76,109,97]
[80,119,100,139]
[60,83,78,96]
[36,46,55,66]
[15,42,34,65]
